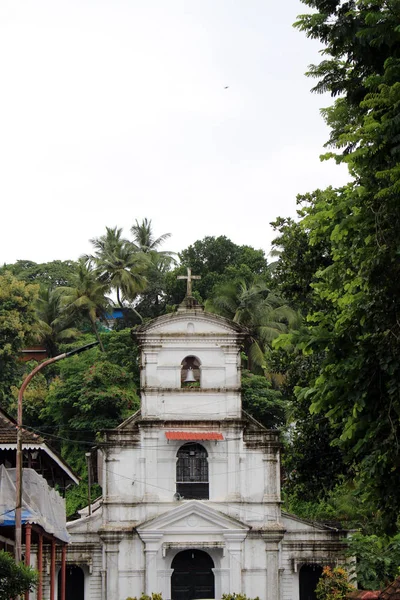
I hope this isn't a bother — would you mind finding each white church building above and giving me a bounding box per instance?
[66,288,347,600]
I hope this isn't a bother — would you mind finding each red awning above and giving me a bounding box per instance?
[165,431,224,441]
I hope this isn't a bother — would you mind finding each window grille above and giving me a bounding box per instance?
[176,443,209,499]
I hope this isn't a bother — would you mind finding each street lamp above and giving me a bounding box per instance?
[15,341,99,563]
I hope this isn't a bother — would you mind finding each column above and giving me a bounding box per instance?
[37,534,43,600]
[61,545,67,600]
[24,524,32,600]
[265,535,283,600]
[50,539,56,600]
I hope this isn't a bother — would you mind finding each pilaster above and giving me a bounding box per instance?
[223,532,247,593]
[139,532,164,595]
[263,448,280,503]
[99,531,124,600]
[264,533,284,600]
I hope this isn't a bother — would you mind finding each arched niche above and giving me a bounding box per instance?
[176,443,209,499]
[181,355,201,388]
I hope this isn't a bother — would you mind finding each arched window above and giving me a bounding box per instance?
[176,443,209,499]
[181,356,201,388]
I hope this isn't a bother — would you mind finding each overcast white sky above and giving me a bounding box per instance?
[0,1,349,265]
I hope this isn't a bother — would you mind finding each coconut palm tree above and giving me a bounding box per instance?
[87,226,153,322]
[59,260,112,352]
[89,226,128,258]
[130,218,174,258]
[206,279,299,371]
[34,286,81,356]
[94,243,149,321]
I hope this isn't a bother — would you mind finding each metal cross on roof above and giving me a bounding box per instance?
[177,267,201,297]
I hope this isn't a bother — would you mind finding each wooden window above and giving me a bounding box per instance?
[176,443,209,499]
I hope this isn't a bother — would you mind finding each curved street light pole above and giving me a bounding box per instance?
[14,341,99,563]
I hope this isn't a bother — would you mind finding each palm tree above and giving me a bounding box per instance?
[87,226,151,322]
[130,218,174,258]
[34,287,81,356]
[59,260,112,352]
[206,279,299,371]
[94,243,149,321]
[89,226,128,258]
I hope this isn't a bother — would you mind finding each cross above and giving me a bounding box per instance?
[177,267,201,297]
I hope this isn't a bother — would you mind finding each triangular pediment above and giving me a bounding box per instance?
[136,501,249,534]
[136,311,245,338]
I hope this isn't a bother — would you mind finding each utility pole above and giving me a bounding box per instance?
[15,342,99,563]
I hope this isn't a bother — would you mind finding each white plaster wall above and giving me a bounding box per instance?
[142,345,239,390]
[141,391,241,420]
[101,428,278,519]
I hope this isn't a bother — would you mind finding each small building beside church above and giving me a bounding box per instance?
[67,289,347,600]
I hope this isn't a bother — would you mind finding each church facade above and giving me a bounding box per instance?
[66,297,347,600]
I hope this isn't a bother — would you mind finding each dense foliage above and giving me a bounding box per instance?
[270,0,400,540]
[0,274,38,407]
[0,550,38,600]
[315,566,354,600]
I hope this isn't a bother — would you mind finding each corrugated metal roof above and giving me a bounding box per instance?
[165,431,224,441]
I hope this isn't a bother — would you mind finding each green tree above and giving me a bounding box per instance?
[346,532,400,590]
[0,551,38,600]
[128,219,176,319]
[206,278,298,371]
[59,260,111,352]
[0,259,78,287]
[278,0,400,532]
[130,218,173,257]
[165,236,271,306]
[89,226,152,322]
[241,371,286,428]
[34,286,81,356]
[0,274,38,406]
[0,550,38,600]
[44,346,139,469]
[271,212,332,313]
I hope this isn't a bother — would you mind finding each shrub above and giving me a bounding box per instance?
[222,594,260,600]
[315,566,355,600]
[0,550,38,600]
[126,594,162,600]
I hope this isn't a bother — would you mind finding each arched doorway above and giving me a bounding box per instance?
[299,564,323,600]
[58,565,84,600]
[171,549,215,600]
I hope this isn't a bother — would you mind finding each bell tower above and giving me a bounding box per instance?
[135,297,245,421]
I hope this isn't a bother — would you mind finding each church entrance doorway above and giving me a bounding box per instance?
[299,564,323,600]
[58,565,85,600]
[171,549,215,600]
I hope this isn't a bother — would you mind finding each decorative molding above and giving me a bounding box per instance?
[162,541,225,557]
